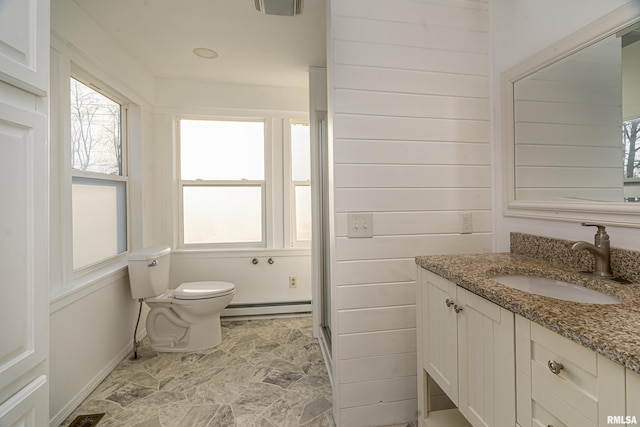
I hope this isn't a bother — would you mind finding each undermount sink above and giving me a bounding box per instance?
[491,274,622,304]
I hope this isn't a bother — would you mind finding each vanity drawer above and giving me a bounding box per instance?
[530,323,598,422]
[531,377,596,427]
[527,322,625,426]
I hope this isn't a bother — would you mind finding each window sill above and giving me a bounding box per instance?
[172,247,311,258]
[49,259,129,314]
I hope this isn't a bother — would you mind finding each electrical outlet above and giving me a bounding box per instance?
[459,212,473,234]
[289,276,297,288]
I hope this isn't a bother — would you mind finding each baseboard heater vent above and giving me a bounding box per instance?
[223,300,311,317]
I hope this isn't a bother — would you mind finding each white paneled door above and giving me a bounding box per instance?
[0,0,50,426]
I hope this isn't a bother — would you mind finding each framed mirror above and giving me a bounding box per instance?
[502,4,640,226]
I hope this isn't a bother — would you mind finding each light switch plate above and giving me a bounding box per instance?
[347,213,373,238]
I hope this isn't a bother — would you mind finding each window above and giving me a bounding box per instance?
[178,117,311,249]
[179,119,266,246]
[290,122,311,244]
[623,117,640,178]
[70,77,128,270]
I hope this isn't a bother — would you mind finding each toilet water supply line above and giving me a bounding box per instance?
[132,298,144,360]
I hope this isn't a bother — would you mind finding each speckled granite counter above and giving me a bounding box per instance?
[416,248,640,374]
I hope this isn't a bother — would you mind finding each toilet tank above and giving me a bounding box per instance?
[127,246,172,299]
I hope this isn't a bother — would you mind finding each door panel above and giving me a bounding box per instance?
[0,102,48,404]
[0,376,48,427]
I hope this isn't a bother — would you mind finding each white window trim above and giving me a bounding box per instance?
[175,114,310,251]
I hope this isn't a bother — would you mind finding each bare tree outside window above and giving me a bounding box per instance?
[623,118,640,178]
[70,78,122,175]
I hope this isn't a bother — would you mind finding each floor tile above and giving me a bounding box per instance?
[60,316,335,427]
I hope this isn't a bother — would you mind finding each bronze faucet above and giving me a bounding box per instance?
[571,223,613,277]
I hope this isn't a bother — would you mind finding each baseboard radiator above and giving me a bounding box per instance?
[222,300,311,317]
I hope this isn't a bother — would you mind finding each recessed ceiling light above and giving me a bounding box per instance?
[192,48,219,59]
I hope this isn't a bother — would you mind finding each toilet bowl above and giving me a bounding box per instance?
[127,247,235,352]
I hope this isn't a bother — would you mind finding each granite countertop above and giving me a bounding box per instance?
[415,252,640,374]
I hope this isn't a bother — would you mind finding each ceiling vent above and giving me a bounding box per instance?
[254,0,303,16]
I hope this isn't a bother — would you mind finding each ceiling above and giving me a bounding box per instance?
[72,0,327,88]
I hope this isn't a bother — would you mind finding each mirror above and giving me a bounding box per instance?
[502,5,640,225]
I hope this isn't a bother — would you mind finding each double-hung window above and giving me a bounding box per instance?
[178,117,310,249]
[70,76,128,270]
[179,119,266,247]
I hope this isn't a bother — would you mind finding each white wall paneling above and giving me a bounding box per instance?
[338,306,416,335]
[334,188,492,212]
[336,282,415,310]
[339,399,418,427]
[48,272,144,426]
[340,377,417,409]
[170,252,312,316]
[336,212,492,236]
[335,235,491,261]
[329,0,491,423]
[339,352,416,384]
[338,329,416,361]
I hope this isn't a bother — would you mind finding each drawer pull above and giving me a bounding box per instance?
[454,304,463,313]
[548,359,564,375]
[445,298,454,307]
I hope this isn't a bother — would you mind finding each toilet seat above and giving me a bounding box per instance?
[173,281,235,300]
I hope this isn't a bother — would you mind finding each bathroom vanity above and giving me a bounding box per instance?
[415,234,640,427]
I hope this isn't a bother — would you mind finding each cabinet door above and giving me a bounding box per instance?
[422,271,459,405]
[0,0,49,94]
[0,97,49,425]
[457,288,515,427]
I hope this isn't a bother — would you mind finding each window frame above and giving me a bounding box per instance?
[69,70,130,275]
[176,117,270,249]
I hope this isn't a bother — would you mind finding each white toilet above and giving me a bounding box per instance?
[127,246,235,352]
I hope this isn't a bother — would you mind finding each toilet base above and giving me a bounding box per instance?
[149,312,223,353]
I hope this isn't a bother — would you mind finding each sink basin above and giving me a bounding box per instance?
[491,274,622,304]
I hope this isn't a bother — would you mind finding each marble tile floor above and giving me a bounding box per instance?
[60,316,419,427]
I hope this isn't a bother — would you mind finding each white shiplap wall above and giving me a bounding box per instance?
[328,0,491,425]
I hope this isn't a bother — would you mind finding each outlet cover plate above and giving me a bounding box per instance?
[347,213,373,238]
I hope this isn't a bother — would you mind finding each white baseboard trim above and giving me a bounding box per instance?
[49,328,147,427]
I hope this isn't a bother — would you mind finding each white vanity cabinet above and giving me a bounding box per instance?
[628,369,640,421]
[515,315,626,427]
[417,268,515,427]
